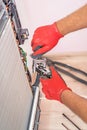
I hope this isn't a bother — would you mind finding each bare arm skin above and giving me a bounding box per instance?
[56,4,87,123]
[41,67,87,123]
[57,4,87,35]
[31,4,87,57]
[61,90,87,123]
[32,5,87,122]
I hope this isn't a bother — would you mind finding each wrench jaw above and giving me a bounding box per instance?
[32,57,52,79]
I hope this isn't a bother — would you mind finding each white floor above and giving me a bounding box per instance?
[38,52,87,130]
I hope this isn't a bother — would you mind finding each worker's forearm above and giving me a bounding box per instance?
[56,4,87,35]
[61,90,87,123]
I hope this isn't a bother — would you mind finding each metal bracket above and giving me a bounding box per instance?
[19,28,29,40]
[3,0,29,44]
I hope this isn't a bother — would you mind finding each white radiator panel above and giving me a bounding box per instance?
[0,19,33,130]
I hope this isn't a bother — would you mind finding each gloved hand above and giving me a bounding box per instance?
[31,22,63,58]
[40,66,71,101]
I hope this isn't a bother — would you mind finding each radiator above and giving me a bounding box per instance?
[0,18,33,130]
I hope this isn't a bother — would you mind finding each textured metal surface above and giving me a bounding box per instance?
[0,19,33,130]
[0,0,8,37]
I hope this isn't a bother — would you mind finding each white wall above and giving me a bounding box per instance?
[15,0,87,67]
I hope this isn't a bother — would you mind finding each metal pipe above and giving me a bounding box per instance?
[28,86,40,130]
[62,113,81,130]
[61,123,71,130]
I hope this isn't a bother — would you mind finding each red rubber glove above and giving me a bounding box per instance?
[40,66,71,101]
[31,22,63,58]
